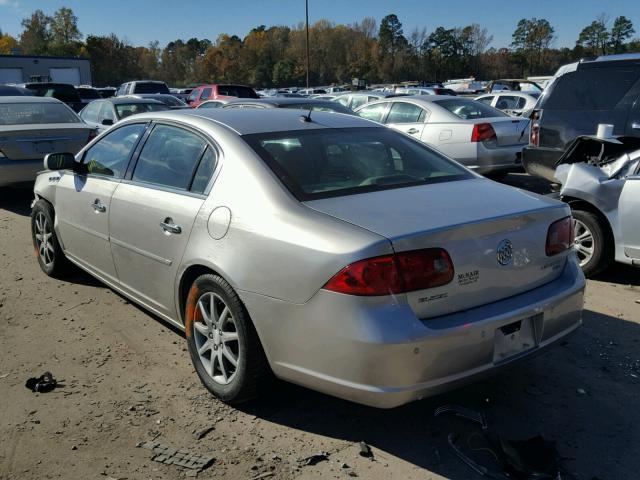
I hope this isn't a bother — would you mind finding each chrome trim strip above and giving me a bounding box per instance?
[110,237,173,266]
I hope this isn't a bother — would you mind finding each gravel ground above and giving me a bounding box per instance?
[1,177,639,480]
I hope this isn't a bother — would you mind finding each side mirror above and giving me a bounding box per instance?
[101,119,114,126]
[44,152,76,171]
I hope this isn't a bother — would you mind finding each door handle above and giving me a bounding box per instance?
[160,217,182,234]
[407,128,419,134]
[90,199,106,213]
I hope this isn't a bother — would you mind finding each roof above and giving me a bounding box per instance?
[129,108,378,135]
[227,97,337,107]
[0,96,63,104]
[106,97,166,105]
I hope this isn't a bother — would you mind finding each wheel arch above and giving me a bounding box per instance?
[563,196,616,249]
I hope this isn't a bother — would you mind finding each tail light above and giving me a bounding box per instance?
[323,248,454,296]
[86,129,98,144]
[546,216,574,256]
[471,123,497,142]
[529,110,541,146]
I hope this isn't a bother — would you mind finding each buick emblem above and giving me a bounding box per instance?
[496,239,513,266]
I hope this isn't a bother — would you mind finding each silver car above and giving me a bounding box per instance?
[0,96,94,186]
[355,96,529,175]
[475,92,540,117]
[31,109,584,408]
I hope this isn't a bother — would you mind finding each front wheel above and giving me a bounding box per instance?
[184,274,270,404]
[31,199,69,278]
[571,209,612,277]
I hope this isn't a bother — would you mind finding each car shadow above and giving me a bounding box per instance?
[0,185,34,216]
[236,309,640,479]
[592,263,640,286]
[496,172,555,195]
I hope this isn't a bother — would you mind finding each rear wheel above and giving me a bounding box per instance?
[184,274,270,404]
[571,208,612,277]
[31,199,69,278]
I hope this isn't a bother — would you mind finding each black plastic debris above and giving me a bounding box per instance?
[297,452,329,466]
[137,441,215,471]
[359,441,373,459]
[25,371,58,393]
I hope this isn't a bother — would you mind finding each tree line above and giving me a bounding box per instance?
[0,7,638,88]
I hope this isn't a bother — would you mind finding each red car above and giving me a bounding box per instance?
[186,84,259,107]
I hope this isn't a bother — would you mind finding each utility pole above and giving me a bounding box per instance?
[305,0,310,88]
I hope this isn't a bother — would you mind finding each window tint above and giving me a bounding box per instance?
[132,82,170,94]
[357,102,389,122]
[191,147,217,194]
[435,98,507,119]
[132,124,207,190]
[200,88,212,100]
[77,88,101,100]
[83,123,145,177]
[26,84,80,103]
[476,96,494,105]
[243,127,471,200]
[188,89,200,103]
[541,67,640,110]
[115,102,167,119]
[0,102,80,125]
[80,101,102,122]
[386,102,426,124]
[216,85,259,98]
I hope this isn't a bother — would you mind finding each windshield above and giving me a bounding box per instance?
[243,127,471,200]
[115,103,168,119]
[76,88,101,100]
[0,102,80,125]
[435,98,507,119]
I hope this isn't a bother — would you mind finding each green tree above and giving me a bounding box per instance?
[610,16,635,53]
[378,14,409,81]
[19,10,52,55]
[511,18,554,75]
[577,16,610,56]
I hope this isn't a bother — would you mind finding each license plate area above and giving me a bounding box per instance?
[34,141,56,154]
[493,313,542,363]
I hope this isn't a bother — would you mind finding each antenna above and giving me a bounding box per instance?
[300,109,313,123]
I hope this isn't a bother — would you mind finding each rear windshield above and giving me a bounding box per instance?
[281,102,352,114]
[25,84,80,103]
[435,98,507,119]
[540,66,640,110]
[76,88,101,100]
[0,102,79,125]
[243,127,471,200]
[133,82,170,94]
[217,85,259,98]
[115,102,168,119]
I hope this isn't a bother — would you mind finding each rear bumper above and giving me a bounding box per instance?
[474,143,525,174]
[243,257,585,408]
[522,146,564,182]
[0,158,43,186]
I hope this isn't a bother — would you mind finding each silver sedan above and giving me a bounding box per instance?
[31,109,584,408]
[355,96,529,174]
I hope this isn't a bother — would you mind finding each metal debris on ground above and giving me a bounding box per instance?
[25,371,59,393]
[136,441,215,471]
[297,452,329,466]
[358,441,373,458]
[434,404,488,429]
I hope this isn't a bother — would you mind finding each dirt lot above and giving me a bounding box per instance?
[1,176,639,480]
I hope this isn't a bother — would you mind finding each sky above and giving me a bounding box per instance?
[0,0,639,49]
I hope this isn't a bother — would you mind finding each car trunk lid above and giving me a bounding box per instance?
[0,124,91,161]
[306,178,571,319]
[486,117,529,146]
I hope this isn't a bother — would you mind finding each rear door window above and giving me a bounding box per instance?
[476,96,494,105]
[386,102,427,124]
[435,98,507,119]
[82,123,146,178]
[357,102,389,123]
[200,88,212,101]
[80,101,102,123]
[132,124,207,190]
[542,66,640,110]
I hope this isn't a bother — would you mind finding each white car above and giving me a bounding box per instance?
[475,92,540,117]
[355,96,529,175]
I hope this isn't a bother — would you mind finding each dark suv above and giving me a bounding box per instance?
[19,82,84,112]
[523,54,640,181]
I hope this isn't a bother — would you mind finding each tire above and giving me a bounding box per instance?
[30,199,69,278]
[571,208,612,278]
[184,274,270,404]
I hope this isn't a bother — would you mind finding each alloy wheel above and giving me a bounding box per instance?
[193,292,240,385]
[34,212,54,267]
[573,218,594,267]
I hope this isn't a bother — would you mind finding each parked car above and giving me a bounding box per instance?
[187,84,258,107]
[116,80,170,97]
[475,92,540,116]
[523,54,640,182]
[195,99,232,109]
[78,97,169,133]
[170,87,193,102]
[355,96,529,174]
[552,135,640,276]
[298,88,327,96]
[223,97,354,114]
[485,79,543,93]
[76,85,102,105]
[0,84,34,96]
[395,87,458,96]
[0,96,94,186]
[334,91,408,110]
[18,82,84,112]
[122,94,187,109]
[31,108,584,408]
[97,87,117,99]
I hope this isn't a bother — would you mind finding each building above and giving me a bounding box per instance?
[0,54,91,86]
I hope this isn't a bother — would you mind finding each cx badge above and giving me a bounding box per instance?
[496,239,513,266]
